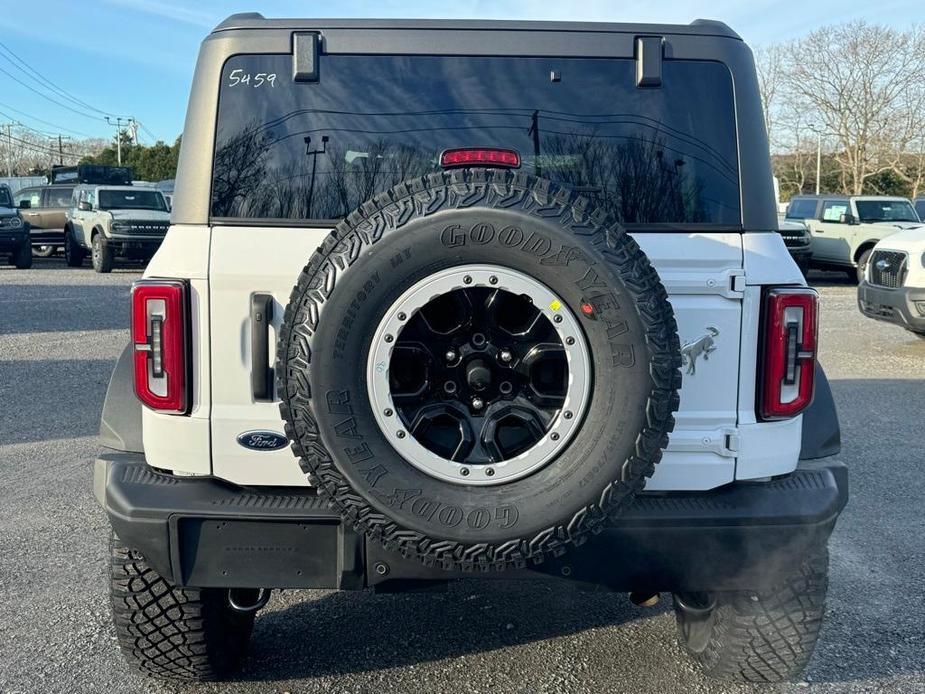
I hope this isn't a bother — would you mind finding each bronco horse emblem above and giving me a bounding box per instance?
[680,327,719,375]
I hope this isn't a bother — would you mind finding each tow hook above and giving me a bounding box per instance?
[629,591,660,607]
[228,588,271,613]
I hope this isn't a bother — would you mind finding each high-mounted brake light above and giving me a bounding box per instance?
[440,148,521,169]
[759,288,818,420]
[131,280,189,414]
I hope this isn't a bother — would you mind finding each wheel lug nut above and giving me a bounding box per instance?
[489,276,498,285]
[486,468,495,476]
[460,467,470,476]
[463,275,473,285]
[564,410,573,420]
[499,381,513,395]
[499,350,513,363]
[384,408,393,417]
[444,381,457,394]
[472,397,484,410]
[565,337,575,346]
[385,334,394,343]
[396,430,406,439]
[397,312,407,321]
[554,315,563,324]
[446,350,457,362]
[551,432,560,441]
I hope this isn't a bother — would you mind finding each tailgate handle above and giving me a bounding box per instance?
[250,294,274,402]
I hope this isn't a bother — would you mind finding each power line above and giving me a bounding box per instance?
[0,63,104,122]
[0,41,127,119]
[0,101,97,138]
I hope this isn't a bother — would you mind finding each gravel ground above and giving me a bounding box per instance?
[0,261,923,694]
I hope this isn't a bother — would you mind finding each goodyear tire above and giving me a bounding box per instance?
[278,169,681,571]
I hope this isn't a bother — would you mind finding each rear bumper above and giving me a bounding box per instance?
[95,453,847,592]
[858,280,925,333]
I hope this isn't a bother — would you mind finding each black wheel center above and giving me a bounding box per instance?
[466,359,492,391]
[387,285,571,465]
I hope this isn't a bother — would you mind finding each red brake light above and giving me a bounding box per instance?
[132,280,189,414]
[759,288,818,420]
[440,148,520,168]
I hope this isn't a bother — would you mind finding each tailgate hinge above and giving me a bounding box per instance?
[722,428,740,457]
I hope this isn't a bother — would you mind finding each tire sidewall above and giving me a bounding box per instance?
[300,207,655,545]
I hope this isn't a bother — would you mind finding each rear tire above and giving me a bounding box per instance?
[110,534,257,681]
[14,242,33,269]
[33,244,56,258]
[92,233,114,273]
[673,547,828,683]
[64,229,85,267]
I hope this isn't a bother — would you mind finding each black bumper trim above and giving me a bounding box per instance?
[858,280,925,332]
[96,453,847,592]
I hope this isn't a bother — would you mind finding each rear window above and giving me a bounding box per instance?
[211,54,741,226]
[915,199,925,221]
[45,186,74,208]
[786,199,819,220]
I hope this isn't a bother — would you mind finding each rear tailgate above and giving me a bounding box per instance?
[208,228,743,490]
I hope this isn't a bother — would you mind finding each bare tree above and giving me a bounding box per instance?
[754,44,786,149]
[782,22,925,194]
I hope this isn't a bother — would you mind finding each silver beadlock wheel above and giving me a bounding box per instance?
[367,264,591,486]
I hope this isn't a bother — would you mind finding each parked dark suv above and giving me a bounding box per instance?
[0,183,32,268]
[14,184,76,257]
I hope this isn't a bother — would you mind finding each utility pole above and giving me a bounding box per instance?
[54,135,72,166]
[808,124,824,195]
[304,135,329,217]
[2,122,21,177]
[528,110,541,176]
[106,116,134,165]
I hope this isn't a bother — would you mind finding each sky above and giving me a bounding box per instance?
[0,0,922,143]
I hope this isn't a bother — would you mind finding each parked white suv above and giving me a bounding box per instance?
[858,227,925,338]
[93,14,847,685]
[63,185,170,272]
[786,194,921,282]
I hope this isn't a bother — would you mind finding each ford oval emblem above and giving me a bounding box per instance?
[236,430,288,451]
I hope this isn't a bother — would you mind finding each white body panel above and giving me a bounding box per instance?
[142,226,806,491]
[141,226,211,475]
[208,225,331,485]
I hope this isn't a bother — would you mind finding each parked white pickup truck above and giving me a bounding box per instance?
[858,227,925,339]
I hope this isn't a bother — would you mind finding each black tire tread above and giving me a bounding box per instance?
[278,167,681,572]
[676,548,828,683]
[14,241,32,269]
[109,534,254,681]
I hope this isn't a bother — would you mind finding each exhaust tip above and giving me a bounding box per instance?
[629,591,660,607]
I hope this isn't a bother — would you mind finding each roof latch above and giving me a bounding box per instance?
[635,36,664,88]
[292,32,320,82]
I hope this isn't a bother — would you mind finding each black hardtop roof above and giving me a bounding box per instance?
[212,13,741,40]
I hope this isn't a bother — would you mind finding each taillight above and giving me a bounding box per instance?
[440,148,520,168]
[131,280,189,414]
[759,288,818,420]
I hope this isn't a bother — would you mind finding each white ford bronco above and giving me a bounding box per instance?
[786,194,922,282]
[64,182,170,273]
[94,15,847,684]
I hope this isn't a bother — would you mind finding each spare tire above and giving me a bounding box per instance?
[278,168,681,571]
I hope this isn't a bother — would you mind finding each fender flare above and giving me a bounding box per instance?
[99,344,144,453]
[799,362,840,460]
